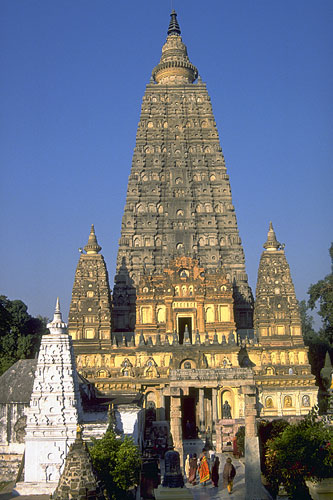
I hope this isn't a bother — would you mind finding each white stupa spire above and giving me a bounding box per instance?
[47,297,67,335]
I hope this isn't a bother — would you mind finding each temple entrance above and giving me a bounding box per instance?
[178,317,192,344]
[182,396,196,439]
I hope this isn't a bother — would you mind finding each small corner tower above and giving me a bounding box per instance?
[23,299,83,490]
[253,224,317,417]
[254,222,303,344]
[68,225,112,342]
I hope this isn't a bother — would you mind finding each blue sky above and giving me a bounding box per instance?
[1,0,332,323]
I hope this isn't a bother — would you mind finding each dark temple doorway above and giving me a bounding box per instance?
[182,396,196,439]
[178,317,192,345]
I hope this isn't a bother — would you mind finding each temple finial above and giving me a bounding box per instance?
[168,10,181,36]
[55,296,60,314]
[84,224,102,254]
[47,297,67,335]
[263,221,282,251]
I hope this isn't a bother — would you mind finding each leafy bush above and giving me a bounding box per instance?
[90,429,141,500]
[258,419,290,476]
[265,410,333,499]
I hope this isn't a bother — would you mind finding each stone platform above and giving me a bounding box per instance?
[155,485,193,499]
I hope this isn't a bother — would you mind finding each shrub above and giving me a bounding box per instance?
[265,409,333,500]
[90,430,141,500]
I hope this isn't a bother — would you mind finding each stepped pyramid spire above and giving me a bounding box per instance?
[263,221,282,251]
[114,10,253,332]
[68,226,112,340]
[84,224,102,254]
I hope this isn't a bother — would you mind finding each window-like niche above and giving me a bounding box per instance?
[121,358,134,377]
[205,306,214,323]
[141,306,152,324]
[157,306,166,323]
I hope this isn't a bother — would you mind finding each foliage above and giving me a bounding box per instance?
[265,409,333,499]
[235,426,245,456]
[89,429,141,500]
[308,243,333,345]
[0,295,48,375]
[299,299,333,413]
[258,419,290,477]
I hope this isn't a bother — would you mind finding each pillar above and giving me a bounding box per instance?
[159,392,166,420]
[170,395,183,463]
[243,385,270,500]
[212,388,217,433]
[199,388,205,434]
[197,301,205,333]
[165,300,173,333]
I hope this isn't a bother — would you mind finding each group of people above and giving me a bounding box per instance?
[185,451,236,493]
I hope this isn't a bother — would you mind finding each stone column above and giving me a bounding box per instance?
[212,388,217,433]
[199,388,205,434]
[243,385,270,500]
[159,391,166,420]
[295,391,301,416]
[165,300,173,333]
[197,300,205,333]
[170,394,183,463]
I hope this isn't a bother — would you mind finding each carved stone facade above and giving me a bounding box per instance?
[135,255,236,345]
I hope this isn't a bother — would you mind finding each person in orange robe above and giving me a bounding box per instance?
[198,451,210,485]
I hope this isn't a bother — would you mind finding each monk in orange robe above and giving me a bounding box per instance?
[198,452,210,485]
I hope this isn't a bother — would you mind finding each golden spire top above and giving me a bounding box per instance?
[84,224,102,255]
[263,222,282,251]
[152,10,198,84]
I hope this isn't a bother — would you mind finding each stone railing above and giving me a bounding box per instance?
[170,368,253,382]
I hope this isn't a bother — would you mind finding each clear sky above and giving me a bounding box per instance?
[1,0,332,322]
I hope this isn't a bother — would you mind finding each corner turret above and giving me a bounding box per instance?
[68,226,112,341]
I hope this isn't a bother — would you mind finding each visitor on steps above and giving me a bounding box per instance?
[188,453,198,485]
[223,457,236,494]
[211,454,220,487]
[198,450,210,486]
[184,453,190,481]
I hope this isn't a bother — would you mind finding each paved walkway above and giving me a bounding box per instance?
[184,453,245,500]
[0,482,48,500]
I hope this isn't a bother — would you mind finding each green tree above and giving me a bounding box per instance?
[299,299,316,342]
[0,295,48,375]
[308,243,333,345]
[89,430,141,500]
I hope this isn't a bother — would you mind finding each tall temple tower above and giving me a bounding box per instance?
[113,11,253,332]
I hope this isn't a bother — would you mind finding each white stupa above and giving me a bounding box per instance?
[17,298,83,494]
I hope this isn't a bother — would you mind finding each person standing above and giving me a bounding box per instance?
[198,450,210,486]
[211,454,220,487]
[184,454,190,481]
[223,457,236,494]
[188,453,198,485]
